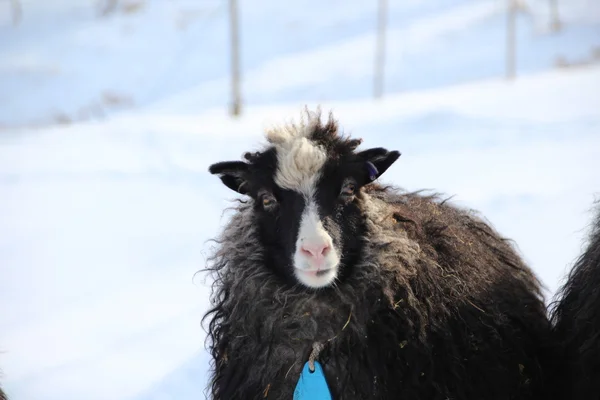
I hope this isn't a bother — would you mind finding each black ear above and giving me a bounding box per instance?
[208,161,250,195]
[356,147,401,182]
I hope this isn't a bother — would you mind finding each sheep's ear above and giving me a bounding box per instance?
[356,147,401,182]
[208,161,250,195]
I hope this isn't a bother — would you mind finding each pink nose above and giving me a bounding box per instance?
[301,242,330,259]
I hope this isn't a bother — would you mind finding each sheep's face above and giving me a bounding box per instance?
[209,115,400,289]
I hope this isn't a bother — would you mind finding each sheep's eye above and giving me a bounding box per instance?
[340,181,356,199]
[261,193,277,209]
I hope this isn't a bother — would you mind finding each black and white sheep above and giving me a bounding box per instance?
[203,110,554,399]
[550,204,600,399]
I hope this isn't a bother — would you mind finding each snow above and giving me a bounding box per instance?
[1,0,599,399]
[2,0,599,127]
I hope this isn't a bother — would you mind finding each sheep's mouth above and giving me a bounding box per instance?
[293,266,338,288]
[293,254,339,288]
[310,269,332,277]
[296,268,332,277]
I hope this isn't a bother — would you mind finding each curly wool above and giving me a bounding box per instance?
[0,369,6,400]
[550,204,600,399]
[202,184,553,400]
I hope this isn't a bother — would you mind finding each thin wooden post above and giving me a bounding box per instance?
[9,0,22,25]
[229,0,241,116]
[374,0,387,98]
[98,0,118,17]
[549,0,561,31]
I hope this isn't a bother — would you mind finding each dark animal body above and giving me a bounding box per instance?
[204,110,554,399]
[0,371,6,400]
[550,205,600,400]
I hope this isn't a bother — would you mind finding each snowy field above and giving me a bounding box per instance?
[1,0,599,399]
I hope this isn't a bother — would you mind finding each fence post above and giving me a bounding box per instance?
[374,0,387,98]
[549,0,561,31]
[10,0,22,24]
[229,0,241,116]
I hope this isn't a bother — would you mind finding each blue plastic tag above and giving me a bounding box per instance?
[293,361,332,400]
[366,161,379,181]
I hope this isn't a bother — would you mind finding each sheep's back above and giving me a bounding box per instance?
[205,185,555,400]
[550,206,600,400]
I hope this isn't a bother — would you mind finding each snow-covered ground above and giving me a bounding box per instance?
[1,0,599,399]
[1,64,599,400]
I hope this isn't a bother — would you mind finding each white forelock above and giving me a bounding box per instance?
[265,113,327,197]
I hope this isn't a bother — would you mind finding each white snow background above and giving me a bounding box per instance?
[0,0,599,399]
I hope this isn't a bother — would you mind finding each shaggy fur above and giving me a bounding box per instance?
[203,111,554,400]
[0,369,6,400]
[550,204,600,399]
[266,115,328,196]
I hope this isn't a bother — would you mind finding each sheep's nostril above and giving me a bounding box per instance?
[301,243,330,259]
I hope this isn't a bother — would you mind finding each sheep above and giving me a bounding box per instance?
[0,371,6,400]
[203,110,554,399]
[550,204,600,399]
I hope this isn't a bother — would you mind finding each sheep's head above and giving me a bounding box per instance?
[209,112,400,289]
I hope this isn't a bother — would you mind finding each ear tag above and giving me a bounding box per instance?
[366,161,379,181]
[293,361,332,400]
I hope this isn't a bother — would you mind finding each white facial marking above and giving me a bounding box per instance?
[273,137,326,196]
[293,201,340,288]
[264,111,340,288]
[266,112,328,196]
